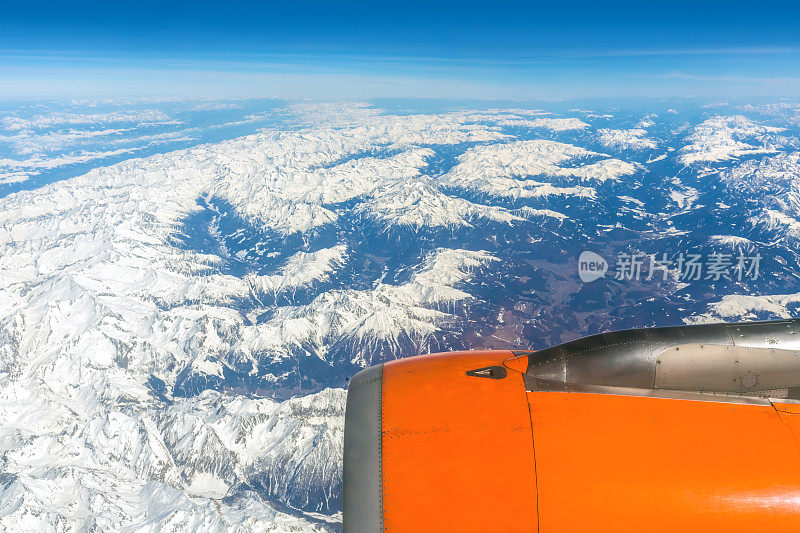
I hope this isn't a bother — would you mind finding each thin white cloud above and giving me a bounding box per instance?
[1,110,173,130]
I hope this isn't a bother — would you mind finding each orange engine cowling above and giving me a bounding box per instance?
[343,319,800,532]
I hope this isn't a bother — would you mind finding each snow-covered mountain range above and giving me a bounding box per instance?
[1,98,800,531]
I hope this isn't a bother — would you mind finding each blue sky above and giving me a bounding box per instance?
[2,0,800,99]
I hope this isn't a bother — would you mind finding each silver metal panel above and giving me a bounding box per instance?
[565,383,773,406]
[727,319,800,350]
[343,364,384,533]
[565,323,732,389]
[655,344,800,393]
[525,319,800,401]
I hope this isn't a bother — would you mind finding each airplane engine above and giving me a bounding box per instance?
[344,319,800,532]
